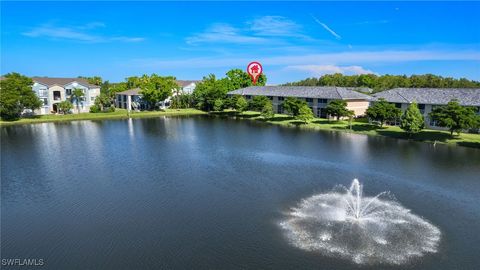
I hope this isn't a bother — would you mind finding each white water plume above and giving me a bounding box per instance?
[280,179,441,265]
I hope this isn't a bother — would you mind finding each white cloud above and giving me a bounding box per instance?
[23,23,144,43]
[186,16,311,45]
[311,15,341,40]
[248,16,303,37]
[125,49,480,69]
[286,65,377,76]
[186,23,267,45]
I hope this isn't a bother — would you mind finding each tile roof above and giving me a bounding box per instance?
[373,88,480,106]
[177,80,199,87]
[115,88,142,96]
[32,77,99,88]
[228,86,372,100]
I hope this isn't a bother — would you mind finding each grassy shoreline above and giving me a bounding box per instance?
[2,108,479,148]
[217,111,480,148]
[0,108,206,126]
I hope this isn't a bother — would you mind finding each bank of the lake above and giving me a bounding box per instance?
[218,111,480,148]
[0,108,206,126]
[1,108,479,148]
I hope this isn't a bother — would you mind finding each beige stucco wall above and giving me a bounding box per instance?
[48,85,65,112]
[347,100,370,116]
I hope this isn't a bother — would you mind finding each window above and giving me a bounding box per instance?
[53,91,61,101]
[306,98,313,102]
[318,98,327,104]
[267,96,273,100]
[246,95,252,99]
[395,103,402,108]
[317,108,327,118]
[278,96,284,101]
[418,104,426,114]
[66,89,72,95]
[91,97,95,101]
[277,104,283,113]
[38,89,48,97]
[42,98,48,106]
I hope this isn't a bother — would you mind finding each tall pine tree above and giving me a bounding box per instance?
[400,102,425,136]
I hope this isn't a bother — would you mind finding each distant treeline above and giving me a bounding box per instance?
[283,74,480,93]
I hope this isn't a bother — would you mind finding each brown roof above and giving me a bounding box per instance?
[115,88,142,96]
[176,80,199,87]
[32,77,98,88]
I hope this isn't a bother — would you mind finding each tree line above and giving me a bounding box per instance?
[284,73,480,93]
[1,71,479,137]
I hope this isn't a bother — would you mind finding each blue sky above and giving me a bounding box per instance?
[1,1,479,84]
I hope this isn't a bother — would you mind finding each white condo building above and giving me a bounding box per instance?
[31,77,100,114]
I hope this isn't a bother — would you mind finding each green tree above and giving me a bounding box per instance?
[249,95,269,111]
[70,88,85,113]
[193,74,229,111]
[325,100,351,120]
[90,94,112,113]
[193,69,268,112]
[223,95,238,109]
[297,104,314,124]
[58,100,73,114]
[366,98,402,127]
[283,97,306,116]
[213,98,224,111]
[131,74,177,109]
[79,76,102,86]
[261,101,274,119]
[235,96,248,113]
[0,73,41,120]
[171,93,194,109]
[284,73,480,92]
[224,68,267,90]
[430,100,479,136]
[400,102,425,136]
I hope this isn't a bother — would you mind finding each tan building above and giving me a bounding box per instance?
[228,86,372,118]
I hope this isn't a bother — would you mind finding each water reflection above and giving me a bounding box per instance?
[1,116,480,270]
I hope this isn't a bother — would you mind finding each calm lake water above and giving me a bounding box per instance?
[1,116,480,269]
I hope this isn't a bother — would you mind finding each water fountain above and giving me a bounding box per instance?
[280,179,441,265]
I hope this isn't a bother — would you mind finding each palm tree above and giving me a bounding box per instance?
[70,88,85,113]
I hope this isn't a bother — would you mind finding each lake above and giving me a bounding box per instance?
[1,116,480,269]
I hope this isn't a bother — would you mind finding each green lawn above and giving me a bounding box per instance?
[0,108,206,126]
[231,111,480,148]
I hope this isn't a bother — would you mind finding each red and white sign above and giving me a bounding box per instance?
[247,62,263,85]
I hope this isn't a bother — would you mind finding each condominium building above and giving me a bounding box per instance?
[31,77,100,114]
[228,86,372,117]
[373,88,480,128]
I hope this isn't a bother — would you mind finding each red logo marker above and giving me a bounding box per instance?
[247,62,263,85]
